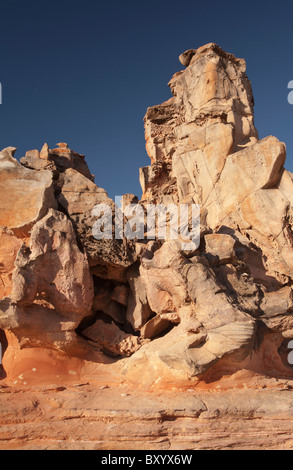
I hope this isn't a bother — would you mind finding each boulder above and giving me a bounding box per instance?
[204,233,237,265]
[111,285,129,306]
[126,263,153,331]
[82,319,141,357]
[10,209,94,321]
[0,209,94,354]
[0,147,56,235]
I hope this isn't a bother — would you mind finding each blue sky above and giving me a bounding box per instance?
[1,0,293,199]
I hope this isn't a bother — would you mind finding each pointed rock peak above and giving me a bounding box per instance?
[179,49,197,67]
[40,143,50,160]
[179,43,245,68]
[0,147,18,160]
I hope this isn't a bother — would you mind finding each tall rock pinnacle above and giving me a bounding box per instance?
[141,43,259,205]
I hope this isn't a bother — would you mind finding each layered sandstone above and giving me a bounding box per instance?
[1,383,293,450]
[1,43,293,450]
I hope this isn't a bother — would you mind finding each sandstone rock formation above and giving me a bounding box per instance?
[2,384,293,450]
[125,43,293,384]
[21,142,94,181]
[0,147,56,236]
[1,44,293,448]
[0,209,94,355]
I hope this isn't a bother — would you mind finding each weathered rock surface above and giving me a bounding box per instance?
[0,229,22,299]
[0,209,94,354]
[141,43,258,206]
[1,43,293,450]
[83,319,141,357]
[126,42,293,385]
[58,167,137,279]
[21,142,94,181]
[11,209,94,319]
[1,384,293,450]
[126,262,153,330]
[0,147,56,235]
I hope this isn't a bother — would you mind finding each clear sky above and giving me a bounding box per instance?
[1,0,293,199]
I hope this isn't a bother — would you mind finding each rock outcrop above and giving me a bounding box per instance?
[0,141,138,358]
[2,384,293,450]
[0,147,56,236]
[0,209,94,354]
[1,43,293,450]
[125,42,293,384]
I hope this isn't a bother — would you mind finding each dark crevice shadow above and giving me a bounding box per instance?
[0,329,8,380]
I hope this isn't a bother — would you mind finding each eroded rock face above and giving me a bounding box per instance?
[0,144,139,358]
[21,142,94,181]
[0,229,22,299]
[11,209,94,320]
[0,147,56,235]
[126,240,256,380]
[58,167,137,279]
[124,43,293,383]
[1,43,293,390]
[82,319,141,357]
[141,43,258,206]
[0,209,94,354]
